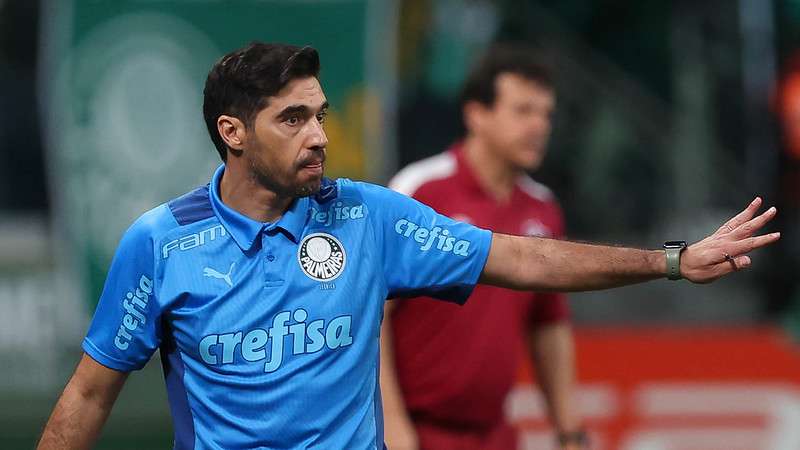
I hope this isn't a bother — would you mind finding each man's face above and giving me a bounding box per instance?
[474,73,555,171]
[245,76,328,197]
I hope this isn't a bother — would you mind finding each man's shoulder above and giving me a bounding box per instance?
[328,178,404,206]
[166,184,215,227]
[388,152,458,197]
[126,185,213,243]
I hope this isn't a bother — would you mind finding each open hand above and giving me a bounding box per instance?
[681,197,780,283]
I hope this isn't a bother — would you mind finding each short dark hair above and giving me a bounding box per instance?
[203,42,321,161]
[460,43,554,110]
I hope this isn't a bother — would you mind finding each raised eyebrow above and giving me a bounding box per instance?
[277,104,309,119]
[277,101,329,119]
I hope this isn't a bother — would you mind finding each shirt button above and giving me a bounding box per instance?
[267,254,275,262]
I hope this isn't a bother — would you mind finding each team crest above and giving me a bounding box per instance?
[298,233,346,281]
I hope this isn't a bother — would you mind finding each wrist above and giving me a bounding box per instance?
[649,249,667,278]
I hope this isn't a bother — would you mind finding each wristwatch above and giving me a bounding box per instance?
[663,240,687,280]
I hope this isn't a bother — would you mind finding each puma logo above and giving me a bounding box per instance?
[203,262,235,287]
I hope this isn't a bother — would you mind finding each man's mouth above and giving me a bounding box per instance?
[301,161,324,175]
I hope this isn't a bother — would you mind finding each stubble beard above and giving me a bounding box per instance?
[294,178,322,197]
[248,156,322,199]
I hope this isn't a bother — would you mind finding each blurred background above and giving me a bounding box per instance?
[2,0,800,448]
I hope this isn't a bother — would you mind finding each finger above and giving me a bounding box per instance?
[717,255,751,276]
[729,206,777,238]
[709,255,749,281]
[691,252,754,283]
[716,197,762,234]
[722,253,751,270]
[734,255,751,270]
[727,232,781,255]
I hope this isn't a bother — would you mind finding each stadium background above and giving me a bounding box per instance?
[1,0,799,448]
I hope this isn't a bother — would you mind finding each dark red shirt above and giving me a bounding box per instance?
[388,145,570,432]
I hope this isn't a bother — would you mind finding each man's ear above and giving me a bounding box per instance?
[217,115,247,155]
[463,100,488,135]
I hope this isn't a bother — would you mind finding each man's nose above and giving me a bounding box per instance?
[307,118,328,149]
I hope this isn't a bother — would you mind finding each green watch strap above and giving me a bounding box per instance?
[665,248,682,280]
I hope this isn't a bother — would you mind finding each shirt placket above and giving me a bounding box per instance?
[262,226,286,287]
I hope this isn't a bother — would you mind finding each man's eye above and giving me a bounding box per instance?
[286,116,301,126]
[317,113,327,124]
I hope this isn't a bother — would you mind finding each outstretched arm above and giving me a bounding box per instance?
[480,198,779,291]
[38,354,129,450]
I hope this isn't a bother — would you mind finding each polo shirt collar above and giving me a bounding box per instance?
[208,164,309,251]
[450,141,528,203]
[271,193,308,243]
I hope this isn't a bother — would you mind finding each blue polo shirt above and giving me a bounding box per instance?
[82,164,492,450]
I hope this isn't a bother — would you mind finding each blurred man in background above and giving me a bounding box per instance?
[381,45,585,450]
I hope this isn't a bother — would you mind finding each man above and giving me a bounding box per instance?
[37,42,778,450]
[381,45,582,450]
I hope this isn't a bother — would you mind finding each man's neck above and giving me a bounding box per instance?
[219,163,293,223]
[462,136,520,203]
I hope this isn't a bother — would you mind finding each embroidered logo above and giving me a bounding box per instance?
[298,233,346,281]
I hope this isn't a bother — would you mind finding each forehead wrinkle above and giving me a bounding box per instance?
[285,77,322,99]
[268,78,326,114]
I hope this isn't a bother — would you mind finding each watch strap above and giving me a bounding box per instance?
[665,247,682,280]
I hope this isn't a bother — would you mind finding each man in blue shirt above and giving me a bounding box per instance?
[38,42,779,450]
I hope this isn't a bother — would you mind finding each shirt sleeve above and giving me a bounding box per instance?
[82,215,162,372]
[357,181,492,304]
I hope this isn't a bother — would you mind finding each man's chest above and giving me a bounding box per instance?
[157,226,382,375]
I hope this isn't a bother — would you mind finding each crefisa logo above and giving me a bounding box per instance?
[298,233,346,281]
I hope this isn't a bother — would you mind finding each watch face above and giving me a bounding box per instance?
[664,240,687,249]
